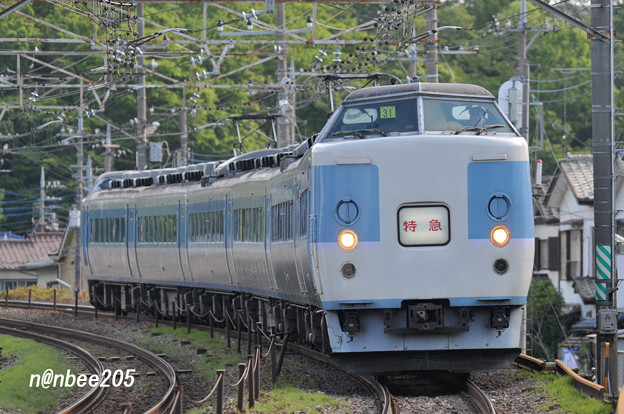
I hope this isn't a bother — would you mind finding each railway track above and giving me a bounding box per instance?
[0,317,178,413]
[290,342,396,413]
[435,372,497,413]
[0,300,509,413]
[0,323,106,413]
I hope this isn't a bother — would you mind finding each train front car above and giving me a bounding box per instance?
[310,83,534,374]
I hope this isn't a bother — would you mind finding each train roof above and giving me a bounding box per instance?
[342,82,494,103]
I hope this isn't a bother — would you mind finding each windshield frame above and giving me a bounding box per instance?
[420,96,517,135]
[321,96,420,141]
[317,90,521,143]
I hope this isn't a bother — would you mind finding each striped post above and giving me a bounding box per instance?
[595,245,612,301]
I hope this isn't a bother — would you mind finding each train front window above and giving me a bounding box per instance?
[423,98,514,134]
[327,99,419,138]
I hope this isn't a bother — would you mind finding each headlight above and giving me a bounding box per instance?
[490,225,510,247]
[338,229,358,251]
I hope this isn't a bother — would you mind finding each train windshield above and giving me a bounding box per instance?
[326,99,419,139]
[422,98,514,134]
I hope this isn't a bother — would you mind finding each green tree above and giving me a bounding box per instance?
[527,279,566,361]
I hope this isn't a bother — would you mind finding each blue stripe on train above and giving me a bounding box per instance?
[467,161,534,240]
[322,296,527,310]
[313,164,380,243]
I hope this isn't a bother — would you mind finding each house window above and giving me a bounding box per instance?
[617,221,624,254]
[540,239,549,269]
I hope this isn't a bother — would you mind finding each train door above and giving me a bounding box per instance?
[224,196,238,285]
[178,200,193,281]
[126,204,141,278]
[296,185,311,294]
[82,208,93,274]
[292,184,308,294]
[263,193,278,291]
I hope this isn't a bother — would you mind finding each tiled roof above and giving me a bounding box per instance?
[0,232,63,270]
[534,176,560,224]
[572,276,597,304]
[559,155,594,204]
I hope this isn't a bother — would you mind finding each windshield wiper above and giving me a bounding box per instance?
[331,129,387,139]
[332,130,364,139]
[454,124,505,135]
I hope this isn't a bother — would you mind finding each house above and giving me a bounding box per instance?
[48,226,87,291]
[534,154,624,322]
[0,232,64,291]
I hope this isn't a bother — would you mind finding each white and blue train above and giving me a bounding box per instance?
[82,82,534,374]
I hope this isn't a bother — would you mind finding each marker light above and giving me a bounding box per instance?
[490,225,510,247]
[338,229,358,251]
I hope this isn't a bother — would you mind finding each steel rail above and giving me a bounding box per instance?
[0,317,178,413]
[0,324,106,414]
[287,342,396,414]
[435,372,496,414]
[465,378,497,414]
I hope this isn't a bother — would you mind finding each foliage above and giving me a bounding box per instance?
[0,335,76,413]
[136,326,246,376]
[0,0,623,234]
[527,279,567,361]
[531,372,612,413]
[251,382,351,414]
[5,286,89,304]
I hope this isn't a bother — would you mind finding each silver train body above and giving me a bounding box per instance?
[83,83,534,374]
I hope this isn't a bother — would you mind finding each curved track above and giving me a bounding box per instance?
[287,342,396,414]
[0,317,177,413]
[0,324,106,414]
[464,378,497,414]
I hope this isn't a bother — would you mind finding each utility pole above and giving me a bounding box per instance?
[180,88,188,166]
[518,0,530,139]
[276,3,294,148]
[37,166,45,232]
[424,1,438,82]
[592,0,617,394]
[74,80,84,292]
[104,123,112,172]
[136,3,147,169]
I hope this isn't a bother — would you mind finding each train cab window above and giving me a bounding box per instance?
[327,99,419,139]
[423,99,513,134]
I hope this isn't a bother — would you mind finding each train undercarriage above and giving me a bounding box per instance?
[88,281,331,353]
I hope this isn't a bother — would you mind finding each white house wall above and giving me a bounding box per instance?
[548,186,594,318]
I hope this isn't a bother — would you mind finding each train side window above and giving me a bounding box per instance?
[163,216,168,243]
[257,207,264,242]
[98,218,102,243]
[217,210,224,242]
[197,213,202,242]
[137,217,142,244]
[90,219,95,243]
[161,215,167,243]
[171,215,178,243]
[234,209,241,242]
[108,218,113,243]
[111,218,117,243]
[299,191,308,236]
[121,217,126,243]
[271,201,294,242]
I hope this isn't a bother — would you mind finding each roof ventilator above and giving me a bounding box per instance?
[184,171,204,181]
